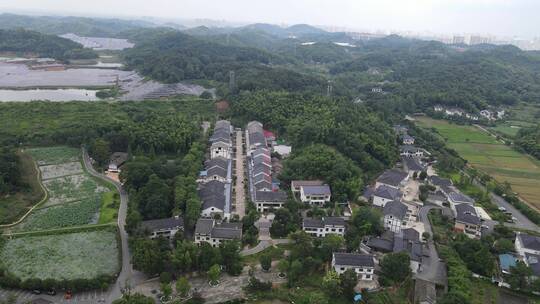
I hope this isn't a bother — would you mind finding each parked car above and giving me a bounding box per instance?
[47,289,56,296]
[32,290,41,295]
[498,207,507,212]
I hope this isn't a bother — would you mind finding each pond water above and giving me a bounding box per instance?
[0,89,99,102]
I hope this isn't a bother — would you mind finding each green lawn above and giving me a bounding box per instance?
[0,229,119,281]
[25,146,80,166]
[417,117,540,211]
[98,191,119,224]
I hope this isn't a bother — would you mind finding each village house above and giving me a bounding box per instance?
[199,180,229,219]
[448,191,475,211]
[428,176,453,192]
[141,216,184,239]
[402,157,425,178]
[454,203,482,238]
[402,134,415,145]
[291,180,324,193]
[332,252,375,280]
[300,184,332,206]
[383,200,408,233]
[400,145,425,158]
[195,218,242,247]
[246,121,267,152]
[515,232,540,277]
[302,217,346,237]
[375,169,409,189]
[209,120,232,159]
[254,190,287,213]
[372,184,403,207]
[366,228,423,274]
[108,152,128,172]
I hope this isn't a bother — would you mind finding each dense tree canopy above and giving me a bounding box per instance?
[0,29,97,60]
[0,148,23,195]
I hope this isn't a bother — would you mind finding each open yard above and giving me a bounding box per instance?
[25,146,80,165]
[42,173,108,207]
[0,229,119,281]
[417,117,540,211]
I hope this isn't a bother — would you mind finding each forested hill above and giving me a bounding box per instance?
[515,126,540,159]
[0,29,97,60]
[331,37,540,112]
[122,31,327,93]
[0,13,152,37]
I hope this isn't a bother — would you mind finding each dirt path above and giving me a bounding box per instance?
[234,130,246,218]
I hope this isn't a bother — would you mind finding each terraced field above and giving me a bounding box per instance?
[417,117,540,211]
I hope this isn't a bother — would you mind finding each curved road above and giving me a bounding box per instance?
[82,149,139,303]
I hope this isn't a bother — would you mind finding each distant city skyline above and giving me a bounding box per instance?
[1,0,539,39]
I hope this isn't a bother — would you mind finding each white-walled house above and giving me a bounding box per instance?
[302,217,346,237]
[454,203,481,239]
[291,180,324,194]
[141,216,184,239]
[383,201,408,233]
[210,141,231,159]
[332,253,375,280]
[300,184,331,206]
[372,185,403,207]
[515,232,540,277]
[108,152,128,172]
[402,134,415,145]
[254,190,287,212]
[195,219,242,247]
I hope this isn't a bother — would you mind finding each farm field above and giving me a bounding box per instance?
[416,117,540,211]
[0,151,45,225]
[0,229,119,281]
[13,146,117,231]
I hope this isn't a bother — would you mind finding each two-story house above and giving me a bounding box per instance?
[300,184,332,206]
[375,169,409,190]
[195,218,242,247]
[383,200,408,233]
[515,232,540,278]
[302,217,346,237]
[454,203,481,238]
[372,185,403,207]
[332,253,375,280]
[141,216,184,239]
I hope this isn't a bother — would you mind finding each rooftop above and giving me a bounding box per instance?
[448,192,474,204]
[455,203,480,225]
[518,233,540,251]
[109,152,128,166]
[302,184,331,195]
[255,190,287,202]
[292,180,325,188]
[373,184,402,201]
[377,169,408,187]
[383,200,408,219]
[142,216,184,232]
[428,175,453,187]
[333,252,375,267]
[303,216,345,228]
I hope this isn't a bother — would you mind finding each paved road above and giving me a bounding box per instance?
[240,238,291,256]
[415,205,447,287]
[234,130,246,218]
[471,180,538,231]
[82,149,145,303]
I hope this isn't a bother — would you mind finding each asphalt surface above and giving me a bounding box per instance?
[472,180,539,231]
[415,205,448,287]
[82,149,144,303]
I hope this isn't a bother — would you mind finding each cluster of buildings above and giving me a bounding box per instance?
[433,106,506,122]
[194,218,242,247]
[246,121,288,213]
[291,180,332,206]
[199,120,234,219]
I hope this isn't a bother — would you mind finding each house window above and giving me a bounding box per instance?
[340,267,345,271]
[365,274,371,279]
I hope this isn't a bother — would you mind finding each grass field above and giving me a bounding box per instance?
[0,151,45,225]
[417,117,540,211]
[0,229,119,281]
[26,146,80,165]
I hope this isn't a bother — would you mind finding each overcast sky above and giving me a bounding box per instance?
[2,0,539,38]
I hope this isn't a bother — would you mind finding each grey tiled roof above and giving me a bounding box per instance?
[367,237,394,252]
[303,217,345,228]
[401,228,420,242]
[206,158,228,170]
[428,176,452,187]
[525,253,540,276]
[303,218,324,228]
[403,157,425,172]
[109,152,128,167]
[212,222,242,240]
[383,200,408,219]
[455,203,480,225]
[374,185,402,201]
[255,190,287,202]
[333,253,375,267]
[142,217,184,232]
[195,218,214,235]
[207,166,227,178]
[448,192,474,204]
[377,169,408,187]
[199,180,226,210]
[519,233,540,251]
[292,180,324,188]
[302,185,331,195]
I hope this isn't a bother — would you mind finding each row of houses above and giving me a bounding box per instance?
[246,121,288,213]
[200,120,234,219]
[427,175,483,238]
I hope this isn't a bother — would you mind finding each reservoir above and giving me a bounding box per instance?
[0,89,99,102]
